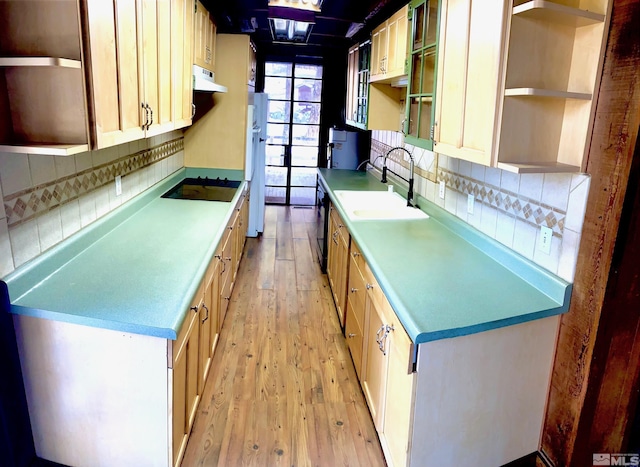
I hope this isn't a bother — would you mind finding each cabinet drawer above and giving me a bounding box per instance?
[172,279,204,365]
[350,240,367,273]
[345,299,364,378]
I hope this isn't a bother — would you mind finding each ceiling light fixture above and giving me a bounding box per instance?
[267,1,319,44]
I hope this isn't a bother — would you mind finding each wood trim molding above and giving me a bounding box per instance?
[540,0,640,465]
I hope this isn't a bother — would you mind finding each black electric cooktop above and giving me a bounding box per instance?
[161,176,241,202]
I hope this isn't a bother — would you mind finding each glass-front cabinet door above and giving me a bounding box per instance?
[404,0,440,150]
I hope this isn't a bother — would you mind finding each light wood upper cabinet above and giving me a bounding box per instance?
[434,0,611,173]
[433,0,508,166]
[185,34,256,170]
[370,5,409,83]
[172,0,196,130]
[194,0,215,72]
[0,0,194,156]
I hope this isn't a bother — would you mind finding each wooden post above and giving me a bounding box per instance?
[540,0,640,465]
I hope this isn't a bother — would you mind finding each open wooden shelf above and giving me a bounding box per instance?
[504,87,592,100]
[0,143,89,156]
[513,1,605,27]
[0,57,82,69]
[497,160,581,174]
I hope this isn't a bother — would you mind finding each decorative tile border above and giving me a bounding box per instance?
[438,167,566,238]
[4,138,183,228]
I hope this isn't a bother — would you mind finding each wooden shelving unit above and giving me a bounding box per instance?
[0,0,89,156]
[496,0,609,172]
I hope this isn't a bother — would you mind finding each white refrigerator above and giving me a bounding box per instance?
[245,93,267,237]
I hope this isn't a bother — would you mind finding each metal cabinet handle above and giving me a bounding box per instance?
[366,283,373,290]
[352,252,360,258]
[376,324,394,355]
[147,105,153,130]
[191,103,196,119]
[351,287,358,293]
[141,102,149,130]
[375,324,385,348]
[348,333,356,338]
[190,305,198,313]
[201,303,209,323]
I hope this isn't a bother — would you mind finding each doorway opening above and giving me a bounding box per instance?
[263,62,323,205]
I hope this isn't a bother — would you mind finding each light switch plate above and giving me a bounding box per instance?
[439,181,445,199]
[539,225,552,254]
[467,194,474,214]
[115,175,122,196]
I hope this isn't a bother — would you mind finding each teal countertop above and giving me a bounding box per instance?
[318,168,571,345]
[3,168,246,340]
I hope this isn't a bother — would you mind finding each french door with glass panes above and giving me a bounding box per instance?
[264,62,323,205]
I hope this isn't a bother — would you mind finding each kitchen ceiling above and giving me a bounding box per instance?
[203,0,409,57]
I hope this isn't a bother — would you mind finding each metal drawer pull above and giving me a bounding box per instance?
[348,333,356,338]
[351,287,358,293]
[190,305,198,313]
[366,283,373,290]
[352,252,360,258]
[201,304,209,323]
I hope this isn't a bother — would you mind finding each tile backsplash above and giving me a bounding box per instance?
[369,130,589,283]
[0,131,185,277]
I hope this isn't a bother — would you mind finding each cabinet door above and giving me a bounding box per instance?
[194,1,214,70]
[346,44,359,125]
[219,228,233,327]
[172,305,200,467]
[404,0,440,150]
[172,0,195,129]
[387,6,409,78]
[381,307,414,467]
[141,0,174,137]
[85,0,146,149]
[362,291,389,429]
[370,22,388,80]
[197,292,211,395]
[433,0,507,166]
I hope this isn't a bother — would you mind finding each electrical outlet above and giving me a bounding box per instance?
[539,225,552,254]
[467,194,474,214]
[439,181,445,199]
[115,175,122,196]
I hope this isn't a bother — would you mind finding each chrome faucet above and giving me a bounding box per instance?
[381,147,416,207]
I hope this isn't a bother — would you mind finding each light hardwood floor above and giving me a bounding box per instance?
[181,205,386,466]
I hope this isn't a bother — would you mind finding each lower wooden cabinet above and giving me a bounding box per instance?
[331,221,415,467]
[327,204,350,327]
[172,288,201,466]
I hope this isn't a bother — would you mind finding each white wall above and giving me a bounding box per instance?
[0,131,185,278]
[370,130,589,283]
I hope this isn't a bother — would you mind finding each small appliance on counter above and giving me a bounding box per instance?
[327,127,370,170]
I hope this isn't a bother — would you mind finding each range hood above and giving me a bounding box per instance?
[193,64,227,93]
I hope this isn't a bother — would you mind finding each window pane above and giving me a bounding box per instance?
[419,100,433,140]
[290,187,316,206]
[265,62,293,77]
[266,145,285,166]
[291,167,318,187]
[265,77,292,100]
[294,78,322,102]
[293,102,321,124]
[426,0,439,46]
[266,123,290,145]
[412,3,425,50]
[268,101,291,123]
[265,167,288,187]
[292,146,318,166]
[409,98,419,137]
[295,64,323,79]
[421,49,436,93]
[265,186,286,204]
[411,54,422,94]
[292,124,319,146]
